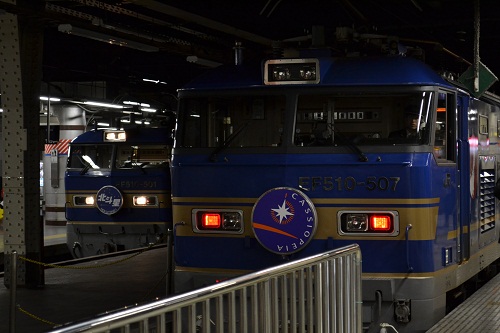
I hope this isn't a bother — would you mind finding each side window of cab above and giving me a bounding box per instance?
[434,92,456,162]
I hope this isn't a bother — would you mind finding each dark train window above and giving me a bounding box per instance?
[434,92,456,162]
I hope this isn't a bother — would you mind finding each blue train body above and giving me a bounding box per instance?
[65,127,173,258]
[171,53,500,332]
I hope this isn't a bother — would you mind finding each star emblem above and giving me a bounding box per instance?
[271,199,294,224]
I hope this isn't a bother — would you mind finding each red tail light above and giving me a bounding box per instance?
[370,215,392,231]
[202,213,221,228]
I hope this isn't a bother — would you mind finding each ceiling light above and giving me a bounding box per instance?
[123,100,141,106]
[58,24,159,52]
[123,101,150,107]
[141,108,156,112]
[143,78,167,84]
[40,96,61,102]
[83,101,125,109]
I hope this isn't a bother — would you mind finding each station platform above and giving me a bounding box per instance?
[427,270,500,333]
[0,225,70,267]
[0,244,168,332]
[0,226,498,333]
[0,224,68,251]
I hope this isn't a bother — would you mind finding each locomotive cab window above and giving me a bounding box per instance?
[67,144,112,170]
[294,91,433,146]
[116,145,170,169]
[433,91,457,162]
[177,95,285,148]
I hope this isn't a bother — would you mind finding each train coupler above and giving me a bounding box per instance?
[394,299,411,323]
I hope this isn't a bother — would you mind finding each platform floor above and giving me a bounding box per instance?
[0,226,499,333]
[0,224,67,252]
[0,244,168,333]
[427,271,500,333]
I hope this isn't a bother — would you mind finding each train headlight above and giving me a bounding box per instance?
[222,212,241,230]
[104,130,126,141]
[133,196,157,206]
[273,68,291,81]
[346,214,368,231]
[193,209,244,234]
[74,195,95,206]
[264,59,320,85]
[338,210,399,236]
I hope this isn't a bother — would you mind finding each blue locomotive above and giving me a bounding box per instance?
[170,46,500,331]
[65,126,173,258]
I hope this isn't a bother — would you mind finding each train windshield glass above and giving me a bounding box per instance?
[295,91,434,146]
[177,95,285,148]
[116,145,170,168]
[67,144,112,170]
[177,91,434,148]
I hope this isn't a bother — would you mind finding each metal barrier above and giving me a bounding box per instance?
[48,243,362,333]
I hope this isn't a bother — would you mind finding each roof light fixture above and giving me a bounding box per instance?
[40,96,61,102]
[83,101,125,109]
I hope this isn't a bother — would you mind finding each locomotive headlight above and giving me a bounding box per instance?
[133,196,157,206]
[222,212,241,230]
[338,210,399,236]
[346,214,368,231]
[265,59,320,84]
[74,195,95,206]
[104,130,126,141]
[300,68,316,80]
[193,209,243,233]
[273,68,291,81]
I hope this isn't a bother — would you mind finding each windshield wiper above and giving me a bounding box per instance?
[350,142,368,162]
[333,127,368,162]
[77,155,92,175]
[210,122,250,162]
[80,164,91,175]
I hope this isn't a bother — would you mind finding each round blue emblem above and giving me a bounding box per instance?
[252,187,318,255]
[96,186,123,215]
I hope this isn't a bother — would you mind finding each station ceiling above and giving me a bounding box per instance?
[2,1,500,110]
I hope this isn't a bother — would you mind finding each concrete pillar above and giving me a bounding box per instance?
[0,1,45,287]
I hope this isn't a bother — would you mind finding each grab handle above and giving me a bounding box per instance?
[405,224,413,272]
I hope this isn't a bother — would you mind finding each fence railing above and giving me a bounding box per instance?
[48,243,362,333]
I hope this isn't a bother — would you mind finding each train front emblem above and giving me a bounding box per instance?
[96,185,123,215]
[252,187,318,255]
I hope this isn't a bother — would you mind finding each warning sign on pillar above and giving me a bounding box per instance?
[50,149,59,188]
[50,149,58,162]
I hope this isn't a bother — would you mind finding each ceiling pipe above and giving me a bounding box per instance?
[128,0,273,46]
[58,24,160,52]
[186,56,222,68]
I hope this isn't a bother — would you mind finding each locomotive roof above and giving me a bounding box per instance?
[71,127,172,144]
[180,55,453,91]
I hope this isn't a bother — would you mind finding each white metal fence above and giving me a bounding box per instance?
[48,243,362,333]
